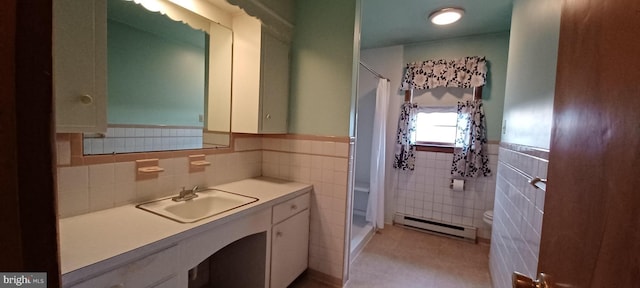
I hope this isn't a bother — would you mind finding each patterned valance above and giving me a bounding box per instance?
[401,56,487,90]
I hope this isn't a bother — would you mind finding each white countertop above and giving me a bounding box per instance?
[59,177,311,283]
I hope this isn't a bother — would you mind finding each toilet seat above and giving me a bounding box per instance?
[483,210,493,226]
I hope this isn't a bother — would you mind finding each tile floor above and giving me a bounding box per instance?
[290,225,492,288]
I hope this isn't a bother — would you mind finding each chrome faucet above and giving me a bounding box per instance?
[172,185,199,202]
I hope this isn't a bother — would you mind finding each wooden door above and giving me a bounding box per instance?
[537,0,640,286]
[1,0,60,284]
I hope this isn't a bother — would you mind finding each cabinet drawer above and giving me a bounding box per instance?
[272,193,310,224]
[70,245,178,288]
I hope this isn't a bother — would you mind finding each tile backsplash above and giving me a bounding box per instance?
[489,145,548,288]
[56,136,262,217]
[394,144,499,240]
[83,126,203,155]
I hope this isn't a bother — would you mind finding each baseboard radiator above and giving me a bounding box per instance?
[394,214,477,241]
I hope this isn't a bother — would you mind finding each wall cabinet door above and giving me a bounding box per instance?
[270,209,309,288]
[260,32,290,133]
[53,0,107,133]
[232,14,290,134]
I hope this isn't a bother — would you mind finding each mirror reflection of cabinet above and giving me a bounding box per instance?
[54,0,107,133]
[232,14,290,134]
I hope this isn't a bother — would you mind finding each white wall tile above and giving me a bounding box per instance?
[298,140,311,154]
[58,189,89,217]
[311,141,323,155]
[114,182,136,206]
[58,166,89,191]
[126,128,136,137]
[334,143,349,157]
[89,163,114,187]
[321,141,335,156]
[89,184,114,211]
[105,127,116,137]
[490,146,548,288]
[83,140,92,155]
[394,150,498,239]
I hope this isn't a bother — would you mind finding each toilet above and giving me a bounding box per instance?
[483,210,493,226]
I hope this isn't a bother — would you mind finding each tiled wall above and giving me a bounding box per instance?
[56,137,262,218]
[261,137,350,280]
[83,126,203,155]
[489,145,548,288]
[395,143,499,239]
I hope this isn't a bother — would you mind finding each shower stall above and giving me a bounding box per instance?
[350,62,389,257]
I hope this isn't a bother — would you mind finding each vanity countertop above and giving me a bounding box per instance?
[59,177,312,282]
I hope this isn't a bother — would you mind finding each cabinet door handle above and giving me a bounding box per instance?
[276,231,283,237]
[265,113,271,119]
[79,94,94,104]
[290,204,297,210]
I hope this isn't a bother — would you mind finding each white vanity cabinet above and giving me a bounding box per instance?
[231,14,290,134]
[53,0,107,133]
[270,193,310,288]
[69,245,178,288]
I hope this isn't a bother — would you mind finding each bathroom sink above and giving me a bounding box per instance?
[136,189,259,223]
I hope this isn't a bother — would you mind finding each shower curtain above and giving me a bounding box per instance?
[366,78,389,229]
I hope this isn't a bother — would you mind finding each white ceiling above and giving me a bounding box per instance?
[361,0,513,49]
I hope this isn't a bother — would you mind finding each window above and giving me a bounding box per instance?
[415,106,458,149]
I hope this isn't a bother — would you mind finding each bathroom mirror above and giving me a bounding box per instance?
[83,0,232,155]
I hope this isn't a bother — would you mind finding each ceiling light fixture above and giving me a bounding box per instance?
[428,7,465,25]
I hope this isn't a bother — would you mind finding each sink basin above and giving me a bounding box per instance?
[136,189,259,223]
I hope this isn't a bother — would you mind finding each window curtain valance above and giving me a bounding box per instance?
[401,56,487,90]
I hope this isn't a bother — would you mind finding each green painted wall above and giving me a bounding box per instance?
[502,0,561,149]
[288,0,360,137]
[107,5,206,127]
[403,32,510,141]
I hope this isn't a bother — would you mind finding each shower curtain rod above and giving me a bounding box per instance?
[360,61,390,81]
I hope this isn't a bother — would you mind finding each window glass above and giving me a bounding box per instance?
[415,108,458,146]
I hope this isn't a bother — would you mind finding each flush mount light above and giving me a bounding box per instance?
[428,7,465,25]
